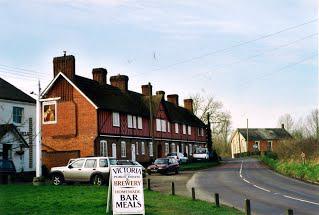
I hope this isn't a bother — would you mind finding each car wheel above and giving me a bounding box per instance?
[52,173,64,186]
[92,174,104,186]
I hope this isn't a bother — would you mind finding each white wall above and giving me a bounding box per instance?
[231,131,247,158]
[0,99,36,172]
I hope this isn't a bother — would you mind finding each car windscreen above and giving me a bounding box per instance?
[109,158,117,165]
[167,153,177,156]
[195,148,207,154]
[154,159,168,164]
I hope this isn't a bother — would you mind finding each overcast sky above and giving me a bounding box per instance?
[0,0,317,129]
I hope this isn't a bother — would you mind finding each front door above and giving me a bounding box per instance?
[131,144,136,161]
[157,144,163,158]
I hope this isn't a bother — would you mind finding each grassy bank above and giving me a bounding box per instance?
[261,156,319,184]
[0,184,242,215]
[180,161,219,171]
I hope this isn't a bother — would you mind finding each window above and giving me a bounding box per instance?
[70,159,84,168]
[183,124,186,134]
[167,122,170,132]
[175,123,179,133]
[99,140,108,156]
[121,141,126,157]
[99,159,108,167]
[137,117,143,129]
[177,144,180,153]
[181,143,184,154]
[165,143,169,155]
[112,112,120,127]
[133,116,137,128]
[112,143,117,158]
[127,114,133,128]
[189,144,193,155]
[149,142,153,157]
[136,142,139,155]
[84,159,97,168]
[188,126,191,135]
[13,107,24,124]
[254,141,260,151]
[161,120,166,132]
[267,141,272,151]
[171,143,176,153]
[141,142,145,155]
[156,119,161,131]
[201,128,204,136]
[197,128,200,136]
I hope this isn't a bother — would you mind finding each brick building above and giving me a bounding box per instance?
[41,54,207,168]
[230,124,292,158]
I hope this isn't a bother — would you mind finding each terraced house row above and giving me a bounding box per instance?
[41,54,207,168]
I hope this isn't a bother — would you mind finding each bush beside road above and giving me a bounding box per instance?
[0,184,242,215]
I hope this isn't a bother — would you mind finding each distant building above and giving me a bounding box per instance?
[41,54,207,169]
[230,124,292,158]
[0,77,36,173]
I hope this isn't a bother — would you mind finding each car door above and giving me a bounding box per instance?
[80,159,97,182]
[64,159,85,181]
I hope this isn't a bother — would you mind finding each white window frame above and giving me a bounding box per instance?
[137,117,143,129]
[156,119,161,132]
[183,124,186,134]
[133,116,137,128]
[171,143,176,153]
[149,142,154,157]
[165,143,169,155]
[201,128,204,136]
[112,112,120,127]
[175,123,179,133]
[181,143,184,154]
[136,142,139,155]
[99,140,108,157]
[127,114,133,128]
[167,122,170,133]
[189,144,193,155]
[161,120,166,132]
[141,142,145,155]
[188,126,191,135]
[112,143,117,158]
[121,141,126,157]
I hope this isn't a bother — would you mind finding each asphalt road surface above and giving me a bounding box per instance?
[187,158,319,215]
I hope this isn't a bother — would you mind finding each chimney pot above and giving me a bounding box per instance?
[142,84,152,96]
[184,99,194,113]
[110,75,129,91]
[156,90,165,98]
[53,55,75,80]
[167,94,179,106]
[92,68,107,85]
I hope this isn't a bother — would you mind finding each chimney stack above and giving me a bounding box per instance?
[281,124,285,129]
[156,91,165,98]
[184,99,193,113]
[141,84,152,96]
[110,75,129,92]
[92,68,107,85]
[167,94,179,106]
[53,54,75,80]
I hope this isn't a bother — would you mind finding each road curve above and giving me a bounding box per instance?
[187,158,319,215]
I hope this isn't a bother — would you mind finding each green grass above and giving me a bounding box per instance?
[0,184,242,215]
[261,156,319,183]
[179,161,219,171]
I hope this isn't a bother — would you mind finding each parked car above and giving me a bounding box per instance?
[147,158,179,175]
[167,152,188,164]
[0,160,16,184]
[193,147,209,161]
[116,160,146,177]
[50,157,117,186]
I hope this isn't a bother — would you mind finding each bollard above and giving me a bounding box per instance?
[192,187,195,200]
[245,199,251,215]
[147,178,151,190]
[214,193,220,207]
[287,209,293,215]
[171,182,175,195]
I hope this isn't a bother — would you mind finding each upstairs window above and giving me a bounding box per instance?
[201,128,205,136]
[133,116,137,128]
[175,123,179,133]
[156,119,161,132]
[183,124,186,134]
[127,114,133,128]
[13,107,24,124]
[137,117,143,129]
[187,126,191,135]
[167,122,170,132]
[112,112,120,127]
[161,120,166,132]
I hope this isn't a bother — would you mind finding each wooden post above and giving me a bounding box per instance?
[147,178,151,190]
[171,182,175,195]
[192,187,195,200]
[214,193,220,207]
[245,199,251,215]
[287,209,293,215]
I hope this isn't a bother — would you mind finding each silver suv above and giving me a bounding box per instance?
[50,157,116,186]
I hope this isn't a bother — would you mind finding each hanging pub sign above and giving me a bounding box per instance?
[107,165,145,215]
[42,101,57,124]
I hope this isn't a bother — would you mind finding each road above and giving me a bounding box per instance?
[187,158,319,215]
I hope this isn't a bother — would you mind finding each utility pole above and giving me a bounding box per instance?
[35,80,42,177]
[246,119,249,152]
[148,82,154,156]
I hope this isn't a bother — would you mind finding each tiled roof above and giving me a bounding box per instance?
[238,128,292,141]
[0,77,35,103]
[73,75,205,127]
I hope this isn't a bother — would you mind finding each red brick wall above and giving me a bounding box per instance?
[42,150,80,169]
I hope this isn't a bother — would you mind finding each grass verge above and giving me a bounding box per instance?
[179,161,219,171]
[261,156,319,184]
[0,184,242,215]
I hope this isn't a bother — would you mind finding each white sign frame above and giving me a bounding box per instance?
[108,165,145,215]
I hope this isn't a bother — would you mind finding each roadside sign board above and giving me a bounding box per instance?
[110,165,145,215]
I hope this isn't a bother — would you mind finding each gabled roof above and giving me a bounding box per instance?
[0,77,35,104]
[237,128,292,141]
[0,124,29,147]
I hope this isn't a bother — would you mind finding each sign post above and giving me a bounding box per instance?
[107,165,145,215]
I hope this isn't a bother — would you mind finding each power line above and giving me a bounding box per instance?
[0,66,47,78]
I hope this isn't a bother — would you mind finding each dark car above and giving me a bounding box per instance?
[0,160,16,184]
[116,160,146,177]
[147,158,179,175]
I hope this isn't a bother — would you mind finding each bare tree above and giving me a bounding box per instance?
[305,109,319,141]
[277,113,294,133]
